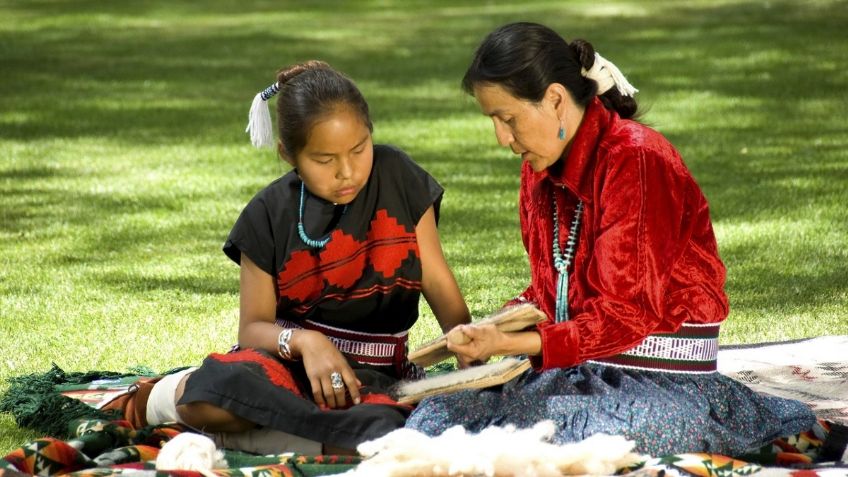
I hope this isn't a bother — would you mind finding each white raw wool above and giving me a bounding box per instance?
[331,420,644,477]
[156,432,228,477]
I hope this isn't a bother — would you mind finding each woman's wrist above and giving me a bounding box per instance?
[502,330,542,356]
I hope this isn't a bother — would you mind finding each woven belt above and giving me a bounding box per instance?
[276,318,408,369]
[588,322,721,374]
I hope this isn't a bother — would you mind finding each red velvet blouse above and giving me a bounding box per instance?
[511,98,729,370]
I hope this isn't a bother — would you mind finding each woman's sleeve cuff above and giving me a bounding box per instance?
[531,321,579,370]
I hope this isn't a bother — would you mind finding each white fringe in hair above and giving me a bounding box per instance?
[581,52,639,97]
[245,82,280,149]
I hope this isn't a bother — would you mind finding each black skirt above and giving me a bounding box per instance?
[178,348,412,449]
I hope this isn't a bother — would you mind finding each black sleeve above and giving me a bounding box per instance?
[222,193,277,276]
[379,145,445,226]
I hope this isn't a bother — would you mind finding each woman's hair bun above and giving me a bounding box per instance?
[569,39,596,72]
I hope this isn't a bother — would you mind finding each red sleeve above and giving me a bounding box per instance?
[535,145,705,369]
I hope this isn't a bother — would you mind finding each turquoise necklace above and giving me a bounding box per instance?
[297,182,347,249]
[552,193,584,323]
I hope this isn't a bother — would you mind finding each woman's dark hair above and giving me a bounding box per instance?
[462,22,638,119]
[275,60,373,158]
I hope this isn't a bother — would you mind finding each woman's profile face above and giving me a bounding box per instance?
[289,105,374,205]
[473,83,567,172]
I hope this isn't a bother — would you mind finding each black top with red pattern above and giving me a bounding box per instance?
[223,144,443,335]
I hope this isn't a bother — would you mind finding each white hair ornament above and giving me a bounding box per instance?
[245,82,280,149]
[581,52,638,97]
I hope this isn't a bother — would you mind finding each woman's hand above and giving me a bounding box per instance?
[293,330,361,409]
[446,324,543,364]
[446,326,484,368]
[445,324,505,363]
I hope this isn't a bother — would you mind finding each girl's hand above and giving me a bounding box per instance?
[445,323,505,363]
[295,330,361,409]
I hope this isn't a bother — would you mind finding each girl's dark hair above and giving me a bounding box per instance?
[462,22,638,119]
[275,60,373,158]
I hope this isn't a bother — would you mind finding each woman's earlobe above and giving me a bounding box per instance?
[547,83,572,115]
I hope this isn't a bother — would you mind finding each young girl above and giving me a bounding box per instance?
[143,60,471,454]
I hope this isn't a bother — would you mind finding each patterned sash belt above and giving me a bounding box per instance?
[276,318,409,369]
[588,323,721,374]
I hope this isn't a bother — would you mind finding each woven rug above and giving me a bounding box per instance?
[0,419,360,477]
[0,418,841,477]
[718,335,848,425]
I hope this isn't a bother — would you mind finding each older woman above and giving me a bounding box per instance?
[405,22,815,456]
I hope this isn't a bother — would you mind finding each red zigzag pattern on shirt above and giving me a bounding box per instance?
[277,209,419,304]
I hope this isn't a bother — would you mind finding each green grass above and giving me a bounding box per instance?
[1,0,847,453]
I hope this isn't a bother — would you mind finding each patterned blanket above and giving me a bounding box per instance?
[0,420,359,477]
[717,335,848,426]
[1,336,847,477]
[0,418,842,477]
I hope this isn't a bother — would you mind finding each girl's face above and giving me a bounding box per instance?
[473,83,577,173]
[285,106,374,205]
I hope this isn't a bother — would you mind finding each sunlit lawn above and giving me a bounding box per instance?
[1,0,846,452]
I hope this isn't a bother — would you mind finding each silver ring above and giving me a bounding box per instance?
[330,371,344,390]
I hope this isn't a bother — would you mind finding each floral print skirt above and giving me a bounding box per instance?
[404,363,816,456]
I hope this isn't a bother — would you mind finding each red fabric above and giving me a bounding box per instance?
[210,350,303,397]
[317,392,414,411]
[276,208,419,306]
[510,98,729,370]
[359,392,414,410]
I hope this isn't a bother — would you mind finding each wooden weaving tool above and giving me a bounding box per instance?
[393,357,531,404]
[394,303,546,404]
[407,303,546,367]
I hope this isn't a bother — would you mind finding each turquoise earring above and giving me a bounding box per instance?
[558,121,565,140]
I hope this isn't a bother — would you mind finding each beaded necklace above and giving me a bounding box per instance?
[552,194,584,323]
[297,182,348,248]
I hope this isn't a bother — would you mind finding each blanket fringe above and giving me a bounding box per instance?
[0,363,153,438]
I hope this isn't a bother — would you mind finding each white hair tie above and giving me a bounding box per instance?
[245,82,280,149]
[581,52,638,97]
